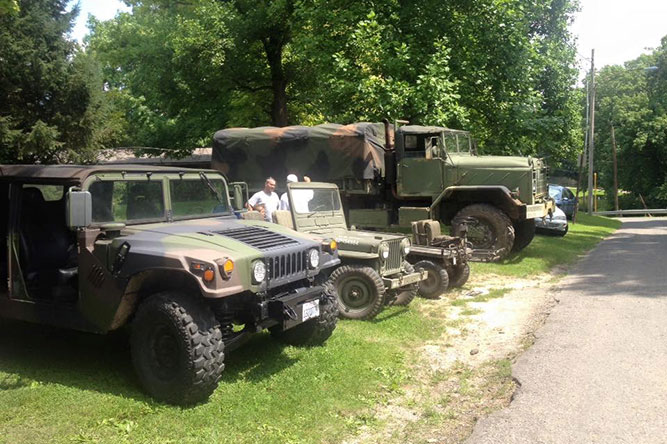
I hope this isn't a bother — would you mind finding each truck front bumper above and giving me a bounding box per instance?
[383,270,428,290]
[267,285,324,331]
[525,199,555,219]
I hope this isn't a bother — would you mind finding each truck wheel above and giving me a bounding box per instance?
[131,292,225,405]
[270,281,339,346]
[512,219,536,252]
[448,263,470,288]
[328,265,385,320]
[414,260,449,299]
[386,262,419,306]
[451,204,515,260]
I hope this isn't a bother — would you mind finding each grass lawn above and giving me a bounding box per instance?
[0,214,621,444]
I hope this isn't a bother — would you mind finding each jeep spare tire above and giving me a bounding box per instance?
[131,291,225,405]
[451,204,515,260]
[328,265,385,320]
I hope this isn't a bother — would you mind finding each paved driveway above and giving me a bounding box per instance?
[467,218,667,444]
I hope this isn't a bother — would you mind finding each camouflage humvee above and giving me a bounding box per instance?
[271,182,427,320]
[0,165,340,405]
[212,122,554,261]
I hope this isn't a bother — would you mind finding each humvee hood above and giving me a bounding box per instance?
[120,218,310,255]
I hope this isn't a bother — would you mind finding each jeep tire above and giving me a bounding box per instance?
[131,291,225,405]
[512,219,536,252]
[414,260,449,299]
[270,281,339,346]
[328,265,385,320]
[448,263,470,288]
[386,262,419,306]
[451,204,515,260]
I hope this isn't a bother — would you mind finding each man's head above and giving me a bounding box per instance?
[264,177,276,193]
[286,174,298,184]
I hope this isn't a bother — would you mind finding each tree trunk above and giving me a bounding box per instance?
[263,36,288,127]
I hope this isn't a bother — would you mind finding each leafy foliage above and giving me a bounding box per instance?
[0,0,119,163]
[86,0,581,164]
[593,37,667,207]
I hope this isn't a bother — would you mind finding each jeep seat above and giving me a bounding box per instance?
[272,210,294,229]
[412,219,453,246]
[242,210,264,221]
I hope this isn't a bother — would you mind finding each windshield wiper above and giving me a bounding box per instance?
[199,172,223,203]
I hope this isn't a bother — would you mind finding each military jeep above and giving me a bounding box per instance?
[0,165,340,405]
[270,182,427,320]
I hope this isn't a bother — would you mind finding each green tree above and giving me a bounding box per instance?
[0,0,114,163]
[594,37,667,207]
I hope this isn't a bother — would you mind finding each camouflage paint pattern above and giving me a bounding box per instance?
[1,165,337,333]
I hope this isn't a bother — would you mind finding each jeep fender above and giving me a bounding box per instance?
[435,186,524,223]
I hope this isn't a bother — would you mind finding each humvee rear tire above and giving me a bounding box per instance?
[451,204,515,260]
[386,262,419,306]
[131,292,225,405]
[328,265,385,320]
[270,281,339,346]
[448,263,470,288]
[414,260,449,299]
[512,219,536,252]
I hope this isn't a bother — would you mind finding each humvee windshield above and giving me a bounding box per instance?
[88,173,230,224]
[293,188,341,214]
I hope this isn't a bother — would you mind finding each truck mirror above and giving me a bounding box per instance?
[232,183,244,211]
[66,188,92,229]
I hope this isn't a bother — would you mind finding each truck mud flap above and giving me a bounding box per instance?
[268,285,324,331]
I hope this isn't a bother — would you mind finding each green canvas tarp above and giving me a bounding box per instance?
[211,123,387,190]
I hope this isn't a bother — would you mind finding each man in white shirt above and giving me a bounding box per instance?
[246,177,280,222]
[280,174,299,210]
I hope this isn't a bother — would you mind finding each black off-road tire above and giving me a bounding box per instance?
[448,262,471,288]
[512,219,536,252]
[327,265,385,320]
[131,292,225,405]
[270,281,339,346]
[413,260,449,299]
[386,262,419,306]
[451,204,515,260]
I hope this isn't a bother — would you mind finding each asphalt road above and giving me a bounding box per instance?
[467,217,667,444]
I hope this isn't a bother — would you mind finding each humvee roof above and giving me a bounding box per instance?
[0,164,219,181]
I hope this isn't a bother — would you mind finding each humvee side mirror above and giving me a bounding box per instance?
[229,182,248,211]
[66,188,92,229]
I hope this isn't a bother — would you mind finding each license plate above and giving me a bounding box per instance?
[301,299,320,321]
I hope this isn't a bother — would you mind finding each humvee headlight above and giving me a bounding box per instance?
[401,238,411,256]
[252,260,266,283]
[203,268,216,283]
[308,248,320,269]
[379,243,390,260]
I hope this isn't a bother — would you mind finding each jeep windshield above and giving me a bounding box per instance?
[292,188,342,214]
[87,172,231,225]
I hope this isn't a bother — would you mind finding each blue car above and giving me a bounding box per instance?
[548,184,577,219]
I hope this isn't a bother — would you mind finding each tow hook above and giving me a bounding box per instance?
[283,305,298,321]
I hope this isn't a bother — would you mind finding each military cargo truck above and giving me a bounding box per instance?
[271,181,427,320]
[212,122,554,261]
[0,165,340,405]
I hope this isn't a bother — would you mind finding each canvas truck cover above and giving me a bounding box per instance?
[211,123,387,190]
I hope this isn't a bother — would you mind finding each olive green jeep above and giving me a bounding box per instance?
[0,165,340,405]
[270,181,428,320]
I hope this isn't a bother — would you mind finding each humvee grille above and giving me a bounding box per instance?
[383,238,402,274]
[213,226,298,251]
[267,251,306,280]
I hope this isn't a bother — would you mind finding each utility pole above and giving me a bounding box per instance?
[587,49,596,215]
[611,124,619,212]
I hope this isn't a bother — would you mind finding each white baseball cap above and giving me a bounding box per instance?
[286,174,298,183]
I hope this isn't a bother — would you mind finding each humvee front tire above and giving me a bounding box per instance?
[328,265,385,320]
[131,292,225,405]
[414,260,449,299]
[512,219,536,252]
[387,262,419,306]
[448,263,470,288]
[451,204,515,260]
[270,282,339,346]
